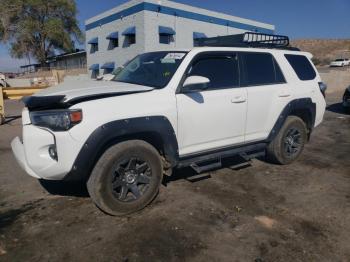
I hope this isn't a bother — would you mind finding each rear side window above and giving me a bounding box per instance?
[188,54,239,89]
[285,54,316,81]
[241,52,286,86]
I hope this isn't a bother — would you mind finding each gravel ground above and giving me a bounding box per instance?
[0,91,349,262]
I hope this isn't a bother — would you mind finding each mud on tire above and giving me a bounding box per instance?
[266,116,308,165]
[87,140,163,216]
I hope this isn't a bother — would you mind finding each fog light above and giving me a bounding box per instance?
[48,145,58,161]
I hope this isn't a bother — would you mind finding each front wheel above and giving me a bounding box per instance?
[87,140,163,216]
[266,116,308,165]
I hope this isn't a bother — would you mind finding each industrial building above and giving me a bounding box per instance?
[85,0,275,78]
[46,50,87,71]
[20,50,87,74]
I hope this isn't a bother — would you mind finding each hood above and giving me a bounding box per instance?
[24,79,154,111]
[36,79,154,100]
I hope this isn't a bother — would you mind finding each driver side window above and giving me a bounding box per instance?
[188,54,239,89]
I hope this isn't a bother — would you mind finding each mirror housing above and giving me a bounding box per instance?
[182,76,210,93]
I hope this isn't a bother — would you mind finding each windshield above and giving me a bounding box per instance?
[113,51,187,88]
[335,59,345,61]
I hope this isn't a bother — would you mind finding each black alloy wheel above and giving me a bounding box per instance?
[112,157,152,202]
[283,128,302,158]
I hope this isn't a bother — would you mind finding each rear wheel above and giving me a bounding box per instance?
[87,140,163,216]
[266,116,308,165]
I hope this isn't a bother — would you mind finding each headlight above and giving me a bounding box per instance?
[30,109,83,131]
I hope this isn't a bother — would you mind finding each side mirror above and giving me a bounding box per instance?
[182,76,210,93]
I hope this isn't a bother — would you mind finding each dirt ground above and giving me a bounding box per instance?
[0,90,349,262]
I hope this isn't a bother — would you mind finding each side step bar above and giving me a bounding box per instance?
[178,143,267,174]
[190,158,222,173]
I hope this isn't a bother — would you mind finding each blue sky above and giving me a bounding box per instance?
[1,0,349,71]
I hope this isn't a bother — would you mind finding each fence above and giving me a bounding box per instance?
[18,67,87,79]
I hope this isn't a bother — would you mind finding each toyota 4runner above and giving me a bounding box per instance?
[11,33,327,215]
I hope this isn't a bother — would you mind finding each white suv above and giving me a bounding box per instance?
[11,33,326,215]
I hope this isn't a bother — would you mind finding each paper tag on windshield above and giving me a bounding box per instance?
[164,53,186,60]
[161,58,176,64]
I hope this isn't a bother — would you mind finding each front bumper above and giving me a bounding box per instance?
[11,122,83,180]
[11,137,41,179]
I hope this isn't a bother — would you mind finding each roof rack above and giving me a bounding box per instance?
[197,32,300,51]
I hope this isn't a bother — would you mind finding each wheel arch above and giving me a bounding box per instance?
[64,116,179,181]
[268,98,316,142]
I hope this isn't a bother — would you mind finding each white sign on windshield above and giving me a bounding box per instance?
[164,53,186,60]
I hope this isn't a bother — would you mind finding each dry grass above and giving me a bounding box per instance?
[291,39,350,65]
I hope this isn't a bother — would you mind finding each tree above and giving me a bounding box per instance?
[0,0,83,65]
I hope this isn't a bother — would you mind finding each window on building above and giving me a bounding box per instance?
[111,39,119,48]
[91,44,98,53]
[240,52,286,86]
[89,64,100,79]
[193,32,207,47]
[159,35,173,44]
[187,53,239,89]
[101,62,115,74]
[285,54,316,81]
[106,32,119,50]
[122,27,136,47]
[88,37,99,54]
[158,26,176,45]
[127,35,136,45]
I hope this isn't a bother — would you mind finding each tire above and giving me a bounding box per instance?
[87,140,163,216]
[266,116,308,165]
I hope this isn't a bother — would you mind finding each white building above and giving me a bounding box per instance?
[85,0,275,77]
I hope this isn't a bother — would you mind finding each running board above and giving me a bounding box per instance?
[240,151,265,161]
[178,142,267,170]
[190,158,222,173]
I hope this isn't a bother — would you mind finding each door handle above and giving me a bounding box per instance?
[231,96,246,103]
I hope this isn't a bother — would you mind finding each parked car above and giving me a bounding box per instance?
[343,86,350,112]
[330,58,350,67]
[11,33,327,216]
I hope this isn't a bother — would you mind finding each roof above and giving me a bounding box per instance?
[139,47,308,56]
[46,50,86,63]
[20,63,41,69]
[188,46,311,57]
[85,0,274,33]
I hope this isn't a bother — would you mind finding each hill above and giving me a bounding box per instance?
[290,39,350,65]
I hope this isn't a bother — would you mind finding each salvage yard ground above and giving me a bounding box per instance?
[0,90,349,262]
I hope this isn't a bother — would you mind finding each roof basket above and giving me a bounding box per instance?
[198,32,297,50]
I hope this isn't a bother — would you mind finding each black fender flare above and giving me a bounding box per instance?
[267,98,316,142]
[64,116,179,181]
